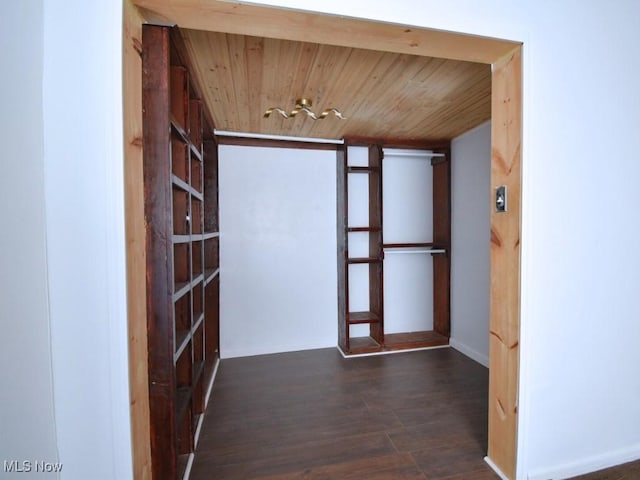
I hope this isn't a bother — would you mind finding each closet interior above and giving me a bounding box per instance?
[139,17,493,479]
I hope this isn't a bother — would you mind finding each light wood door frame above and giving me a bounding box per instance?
[124,1,522,478]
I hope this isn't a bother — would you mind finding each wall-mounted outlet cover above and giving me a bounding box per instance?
[496,185,507,213]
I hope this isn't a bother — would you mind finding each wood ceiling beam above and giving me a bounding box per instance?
[133,0,519,64]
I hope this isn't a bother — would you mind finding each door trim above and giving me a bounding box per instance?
[124,1,523,477]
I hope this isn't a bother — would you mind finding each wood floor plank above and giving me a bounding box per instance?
[192,432,398,479]
[438,468,502,480]
[198,405,403,451]
[410,441,496,479]
[392,392,487,428]
[257,453,428,479]
[387,411,487,454]
[191,347,493,479]
[190,347,640,480]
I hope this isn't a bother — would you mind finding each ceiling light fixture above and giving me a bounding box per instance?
[264,98,346,120]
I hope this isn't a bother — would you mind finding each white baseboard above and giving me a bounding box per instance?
[527,443,640,480]
[485,456,510,480]
[337,344,450,358]
[220,341,337,359]
[449,337,489,367]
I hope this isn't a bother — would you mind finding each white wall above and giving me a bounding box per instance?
[42,1,132,479]
[348,147,436,337]
[251,1,640,479]
[450,121,491,367]
[27,0,640,478]
[382,149,435,334]
[218,145,338,358]
[0,1,60,477]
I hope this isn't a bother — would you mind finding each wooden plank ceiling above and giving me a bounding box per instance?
[181,29,491,142]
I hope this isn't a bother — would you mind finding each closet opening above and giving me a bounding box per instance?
[125,3,522,478]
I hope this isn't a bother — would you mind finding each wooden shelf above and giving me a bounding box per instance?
[190,232,218,241]
[383,330,449,350]
[348,311,380,324]
[174,331,190,362]
[171,174,191,194]
[173,271,204,302]
[347,226,381,232]
[192,312,204,334]
[347,257,381,264]
[173,281,191,302]
[348,336,382,355]
[174,313,204,363]
[383,242,434,249]
[347,166,381,173]
[171,174,203,202]
[172,234,191,244]
[344,331,449,355]
[204,268,220,286]
[171,119,189,145]
[190,143,203,162]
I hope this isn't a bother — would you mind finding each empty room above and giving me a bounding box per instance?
[7,2,639,480]
[133,3,509,479]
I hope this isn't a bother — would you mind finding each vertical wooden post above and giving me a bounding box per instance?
[142,24,178,479]
[368,145,384,345]
[487,46,522,480]
[123,1,152,478]
[336,145,348,353]
[432,148,451,338]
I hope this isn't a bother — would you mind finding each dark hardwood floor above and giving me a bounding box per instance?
[191,346,640,479]
[191,347,496,479]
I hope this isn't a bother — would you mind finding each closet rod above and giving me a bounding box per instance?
[384,248,446,255]
[382,150,445,158]
[214,129,344,144]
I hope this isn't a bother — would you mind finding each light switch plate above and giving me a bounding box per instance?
[496,185,507,213]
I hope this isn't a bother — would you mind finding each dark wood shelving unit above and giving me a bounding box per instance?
[143,24,220,480]
[337,142,451,355]
[337,144,384,355]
